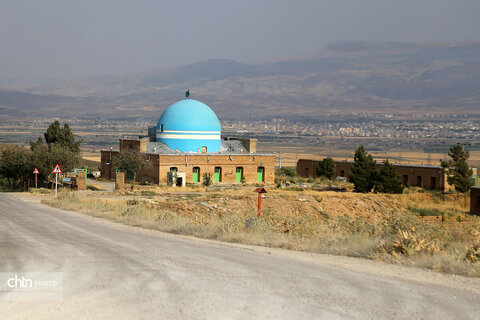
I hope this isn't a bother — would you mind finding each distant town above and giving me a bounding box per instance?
[1,115,478,157]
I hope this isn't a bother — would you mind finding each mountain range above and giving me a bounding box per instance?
[1,41,480,121]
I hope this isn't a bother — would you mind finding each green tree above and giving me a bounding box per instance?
[349,145,377,193]
[375,160,404,194]
[0,146,33,190]
[440,144,473,194]
[315,157,336,179]
[280,167,296,178]
[113,149,145,184]
[44,120,81,153]
[30,137,80,186]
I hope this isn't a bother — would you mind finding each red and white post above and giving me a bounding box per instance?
[33,168,39,189]
[52,164,62,197]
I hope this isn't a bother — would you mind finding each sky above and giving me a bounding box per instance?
[0,0,479,85]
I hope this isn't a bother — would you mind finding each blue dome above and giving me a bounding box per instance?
[156,99,221,152]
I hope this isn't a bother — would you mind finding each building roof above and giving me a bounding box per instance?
[317,160,444,169]
[145,140,250,155]
[219,140,246,153]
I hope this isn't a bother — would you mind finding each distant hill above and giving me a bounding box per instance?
[2,41,480,120]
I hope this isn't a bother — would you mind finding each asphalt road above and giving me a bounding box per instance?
[0,193,479,319]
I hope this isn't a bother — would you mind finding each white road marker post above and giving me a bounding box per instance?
[33,168,39,189]
[55,172,58,197]
[52,164,62,197]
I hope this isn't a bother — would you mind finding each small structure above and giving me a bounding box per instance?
[167,171,186,187]
[76,169,87,190]
[115,171,125,190]
[254,187,267,217]
[471,187,480,216]
[297,159,479,192]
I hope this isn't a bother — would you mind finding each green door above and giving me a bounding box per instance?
[126,170,134,180]
[257,167,264,182]
[192,167,200,182]
[236,167,243,182]
[214,167,221,182]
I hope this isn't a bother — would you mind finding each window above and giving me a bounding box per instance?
[236,167,244,182]
[403,175,408,185]
[161,124,164,132]
[257,167,265,182]
[170,167,178,172]
[417,176,422,187]
[192,167,200,182]
[340,170,345,177]
[214,167,222,183]
[201,146,207,153]
[431,177,436,190]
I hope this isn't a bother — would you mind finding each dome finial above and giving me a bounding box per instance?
[185,89,190,99]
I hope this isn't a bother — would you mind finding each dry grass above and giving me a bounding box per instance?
[42,188,480,277]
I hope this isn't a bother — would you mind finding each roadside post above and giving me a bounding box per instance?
[254,187,267,217]
[33,168,39,189]
[52,164,62,197]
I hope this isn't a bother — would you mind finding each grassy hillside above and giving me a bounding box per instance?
[2,41,480,120]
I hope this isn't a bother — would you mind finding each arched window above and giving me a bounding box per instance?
[236,167,244,182]
[257,167,265,182]
[170,167,178,172]
[192,167,200,182]
[214,167,222,182]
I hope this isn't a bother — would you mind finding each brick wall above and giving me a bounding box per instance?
[158,154,275,185]
[297,159,448,191]
[296,159,315,178]
[101,149,275,185]
[238,138,257,153]
[392,164,445,190]
[136,154,160,184]
[100,150,119,180]
[119,139,147,153]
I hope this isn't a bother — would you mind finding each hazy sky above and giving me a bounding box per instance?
[1,0,479,85]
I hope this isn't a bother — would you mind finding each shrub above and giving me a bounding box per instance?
[280,167,296,177]
[202,173,212,187]
[407,206,442,217]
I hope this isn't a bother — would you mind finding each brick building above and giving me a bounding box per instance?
[100,99,275,185]
[296,159,473,192]
[471,187,480,216]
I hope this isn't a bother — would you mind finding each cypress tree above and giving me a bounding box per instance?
[375,160,404,194]
[315,157,336,179]
[440,144,473,194]
[349,145,377,193]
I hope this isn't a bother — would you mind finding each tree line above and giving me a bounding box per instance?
[0,121,81,190]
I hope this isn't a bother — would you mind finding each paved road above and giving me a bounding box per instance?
[0,193,479,319]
